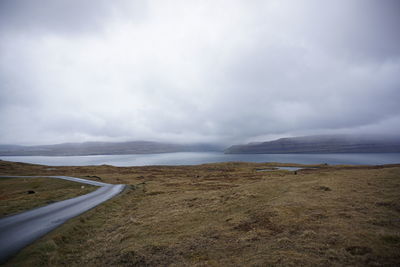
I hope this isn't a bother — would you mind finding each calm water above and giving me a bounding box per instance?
[256,167,308,171]
[1,152,400,166]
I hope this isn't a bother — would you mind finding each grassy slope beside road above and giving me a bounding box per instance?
[0,160,399,266]
[0,177,97,217]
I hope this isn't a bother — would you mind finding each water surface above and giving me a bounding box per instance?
[1,152,400,166]
[256,167,308,171]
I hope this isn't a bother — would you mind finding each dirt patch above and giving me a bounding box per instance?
[314,185,332,191]
[346,246,372,255]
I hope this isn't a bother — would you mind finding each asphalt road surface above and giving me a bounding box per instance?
[0,175,125,263]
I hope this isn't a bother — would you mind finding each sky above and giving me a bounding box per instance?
[0,0,399,145]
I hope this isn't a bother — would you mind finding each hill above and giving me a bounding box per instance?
[0,141,221,156]
[225,135,400,154]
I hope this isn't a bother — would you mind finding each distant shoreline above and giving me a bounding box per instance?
[1,152,400,167]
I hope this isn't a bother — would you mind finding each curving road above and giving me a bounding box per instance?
[0,176,125,263]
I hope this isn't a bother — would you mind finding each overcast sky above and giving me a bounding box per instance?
[1,0,399,145]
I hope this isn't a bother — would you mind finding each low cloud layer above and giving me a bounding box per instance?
[1,0,400,145]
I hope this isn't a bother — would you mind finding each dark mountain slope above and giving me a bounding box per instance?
[225,135,400,154]
[0,141,221,156]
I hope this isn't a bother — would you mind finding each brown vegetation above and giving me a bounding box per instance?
[0,160,399,266]
[0,177,96,217]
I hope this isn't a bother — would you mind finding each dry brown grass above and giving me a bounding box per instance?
[0,177,97,217]
[0,160,399,266]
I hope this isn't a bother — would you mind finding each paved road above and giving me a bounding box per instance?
[0,176,125,263]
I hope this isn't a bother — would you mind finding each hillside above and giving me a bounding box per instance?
[225,135,400,154]
[0,141,221,156]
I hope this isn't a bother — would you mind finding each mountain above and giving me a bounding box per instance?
[0,141,222,156]
[225,135,400,154]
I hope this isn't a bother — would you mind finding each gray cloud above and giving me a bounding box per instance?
[0,0,146,35]
[0,0,400,145]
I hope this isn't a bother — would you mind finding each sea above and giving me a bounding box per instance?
[1,152,400,166]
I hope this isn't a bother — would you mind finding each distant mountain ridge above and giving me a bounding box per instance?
[0,141,222,156]
[225,135,400,154]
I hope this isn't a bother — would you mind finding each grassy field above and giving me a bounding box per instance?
[0,177,97,217]
[0,160,399,266]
